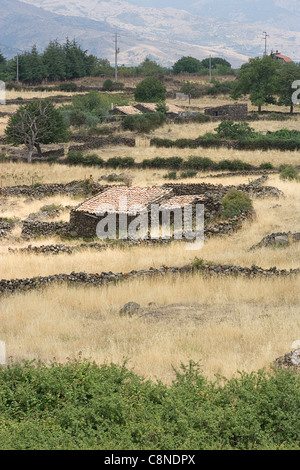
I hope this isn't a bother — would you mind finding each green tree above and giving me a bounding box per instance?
[134,77,166,102]
[18,45,46,84]
[201,57,232,69]
[180,81,202,100]
[5,100,69,162]
[172,56,203,74]
[0,50,7,81]
[42,40,66,81]
[138,57,166,77]
[276,62,300,114]
[63,38,88,79]
[231,56,279,112]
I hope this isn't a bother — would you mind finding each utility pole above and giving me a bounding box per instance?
[114,33,120,83]
[209,55,212,85]
[16,54,19,84]
[263,32,269,56]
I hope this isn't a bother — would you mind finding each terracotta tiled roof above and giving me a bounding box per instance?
[75,186,173,216]
[274,53,293,63]
[135,103,184,114]
[160,195,205,210]
[114,106,143,115]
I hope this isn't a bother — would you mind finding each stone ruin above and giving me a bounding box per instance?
[204,103,248,121]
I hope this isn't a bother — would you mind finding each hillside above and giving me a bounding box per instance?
[1,0,299,66]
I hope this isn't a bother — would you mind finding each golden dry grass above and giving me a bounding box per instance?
[0,275,299,382]
[152,118,300,141]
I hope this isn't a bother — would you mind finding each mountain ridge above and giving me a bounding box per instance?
[0,0,299,66]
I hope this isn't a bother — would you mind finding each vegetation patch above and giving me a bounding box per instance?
[0,360,300,450]
[221,190,253,219]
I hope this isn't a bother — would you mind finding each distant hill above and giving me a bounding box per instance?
[0,0,299,66]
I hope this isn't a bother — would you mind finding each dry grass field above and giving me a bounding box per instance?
[0,86,299,383]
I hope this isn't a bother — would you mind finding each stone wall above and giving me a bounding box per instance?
[21,220,70,239]
[0,262,299,296]
[0,180,109,198]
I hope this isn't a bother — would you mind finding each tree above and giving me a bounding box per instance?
[138,58,166,77]
[180,81,202,101]
[18,45,46,84]
[172,56,203,74]
[276,62,300,114]
[0,50,7,80]
[231,56,279,112]
[201,57,232,69]
[5,100,69,162]
[42,40,66,81]
[134,77,166,102]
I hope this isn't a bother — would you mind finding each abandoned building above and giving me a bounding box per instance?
[204,103,248,121]
[134,102,184,118]
[69,184,224,238]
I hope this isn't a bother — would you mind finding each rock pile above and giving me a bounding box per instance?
[0,219,16,238]
[250,232,300,250]
[274,349,300,371]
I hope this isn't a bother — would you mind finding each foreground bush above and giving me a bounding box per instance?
[0,360,300,450]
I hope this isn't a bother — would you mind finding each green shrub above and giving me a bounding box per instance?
[150,137,174,148]
[134,77,167,102]
[102,79,115,91]
[221,189,253,219]
[218,159,252,171]
[67,109,100,128]
[58,83,79,92]
[259,162,274,170]
[66,150,85,165]
[142,157,168,168]
[84,154,104,166]
[1,360,300,450]
[180,170,198,178]
[185,156,214,170]
[215,121,255,139]
[190,113,211,123]
[163,171,177,179]
[279,165,299,181]
[122,112,166,133]
[106,157,135,168]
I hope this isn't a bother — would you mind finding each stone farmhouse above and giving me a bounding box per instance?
[69,184,223,238]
